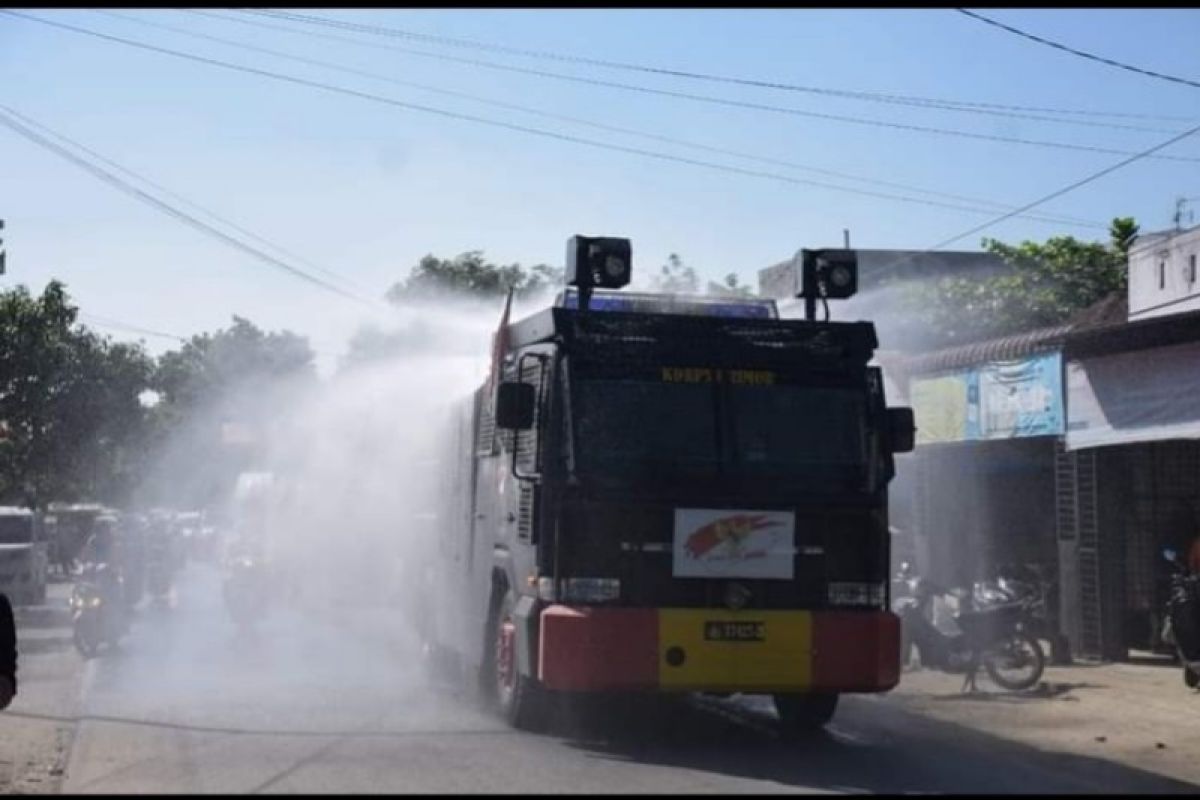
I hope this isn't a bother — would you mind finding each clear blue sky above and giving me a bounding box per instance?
[3,8,1199,370]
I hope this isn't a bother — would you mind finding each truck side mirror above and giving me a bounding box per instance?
[887,407,915,454]
[496,382,535,430]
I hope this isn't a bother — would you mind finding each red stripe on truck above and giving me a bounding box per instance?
[811,610,901,692]
[538,605,658,691]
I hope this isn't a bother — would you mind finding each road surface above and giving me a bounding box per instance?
[36,565,1197,794]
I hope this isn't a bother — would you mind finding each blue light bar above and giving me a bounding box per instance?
[560,289,777,319]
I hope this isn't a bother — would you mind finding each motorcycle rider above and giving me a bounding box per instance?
[78,518,127,627]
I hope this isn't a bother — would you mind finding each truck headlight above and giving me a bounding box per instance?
[541,577,621,604]
[828,581,885,607]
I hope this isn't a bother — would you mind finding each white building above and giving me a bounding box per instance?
[1127,226,1200,321]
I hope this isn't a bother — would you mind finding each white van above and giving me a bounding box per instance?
[0,507,48,605]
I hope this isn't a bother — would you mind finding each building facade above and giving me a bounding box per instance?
[1128,226,1200,322]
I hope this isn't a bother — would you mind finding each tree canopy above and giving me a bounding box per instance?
[904,217,1137,346]
[0,280,316,509]
[385,251,564,303]
[0,281,154,507]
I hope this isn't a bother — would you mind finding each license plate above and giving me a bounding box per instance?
[703,621,765,642]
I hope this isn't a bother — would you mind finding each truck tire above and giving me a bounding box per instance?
[485,589,547,732]
[773,692,838,738]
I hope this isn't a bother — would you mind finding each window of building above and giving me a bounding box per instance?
[1160,258,1167,290]
[1190,253,1197,285]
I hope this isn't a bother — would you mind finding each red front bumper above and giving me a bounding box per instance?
[538,605,899,693]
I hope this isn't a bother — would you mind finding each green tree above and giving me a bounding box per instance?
[385,251,563,303]
[0,281,154,507]
[651,253,699,294]
[706,272,755,298]
[906,218,1136,346]
[1110,216,1140,256]
[145,316,316,509]
[154,316,315,411]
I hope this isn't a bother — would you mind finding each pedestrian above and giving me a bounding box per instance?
[0,592,16,710]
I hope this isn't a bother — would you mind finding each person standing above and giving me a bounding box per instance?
[0,592,16,709]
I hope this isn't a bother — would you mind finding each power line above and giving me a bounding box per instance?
[881,116,1200,274]
[956,8,1200,92]
[80,312,188,343]
[92,9,1104,230]
[208,11,1200,162]
[0,12,1129,228]
[14,12,1200,176]
[0,105,376,308]
[0,102,370,296]
[244,8,1199,125]
[80,311,344,359]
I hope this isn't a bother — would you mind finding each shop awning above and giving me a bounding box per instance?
[1066,340,1200,450]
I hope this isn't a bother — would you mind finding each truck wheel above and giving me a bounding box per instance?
[773,692,838,738]
[486,589,547,732]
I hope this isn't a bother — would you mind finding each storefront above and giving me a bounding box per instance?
[1057,316,1200,659]
[903,331,1067,623]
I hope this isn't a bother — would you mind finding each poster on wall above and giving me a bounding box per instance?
[972,352,1064,439]
[911,373,970,444]
[910,351,1064,444]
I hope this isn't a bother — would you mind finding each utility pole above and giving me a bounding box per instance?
[0,219,5,276]
[843,228,851,249]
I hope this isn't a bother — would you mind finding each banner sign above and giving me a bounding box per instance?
[912,373,969,444]
[972,352,1064,439]
[910,351,1064,444]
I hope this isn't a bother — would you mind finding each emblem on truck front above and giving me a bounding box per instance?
[683,514,778,559]
[672,509,796,580]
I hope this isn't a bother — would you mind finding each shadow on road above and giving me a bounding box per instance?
[553,693,1198,794]
[14,634,75,656]
[925,680,1108,703]
[14,604,72,630]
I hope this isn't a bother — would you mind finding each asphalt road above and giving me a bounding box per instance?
[46,564,1196,794]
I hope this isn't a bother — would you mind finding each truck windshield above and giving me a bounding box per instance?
[572,374,867,484]
[0,516,34,545]
[574,378,719,479]
[729,384,866,475]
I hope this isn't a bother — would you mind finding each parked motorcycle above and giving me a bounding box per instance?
[70,565,127,658]
[898,576,1046,692]
[1160,548,1200,689]
[975,562,1072,665]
